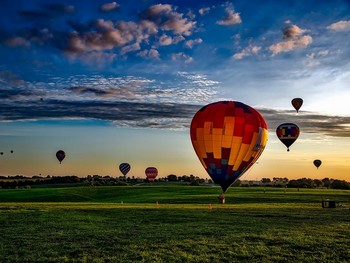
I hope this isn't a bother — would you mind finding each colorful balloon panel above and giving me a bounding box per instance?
[291,98,303,112]
[145,167,158,182]
[119,163,131,176]
[313,159,322,169]
[190,101,268,193]
[56,150,66,164]
[276,123,300,151]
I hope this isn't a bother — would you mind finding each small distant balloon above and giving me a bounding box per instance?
[10,150,13,154]
[56,150,66,164]
[0,152,3,155]
[313,159,322,169]
[291,98,303,113]
[145,167,158,182]
[276,123,300,151]
[40,98,43,101]
[119,163,131,176]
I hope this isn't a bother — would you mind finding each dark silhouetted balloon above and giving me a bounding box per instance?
[276,123,300,151]
[56,150,66,164]
[0,152,3,155]
[145,167,158,182]
[190,101,268,194]
[313,159,322,169]
[119,163,131,176]
[291,98,303,113]
[10,150,13,154]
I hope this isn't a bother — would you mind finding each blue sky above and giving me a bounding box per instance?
[1,0,350,180]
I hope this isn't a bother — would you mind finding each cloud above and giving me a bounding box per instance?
[269,35,312,55]
[198,7,211,16]
[282,24,305,38]
[142,4,196,36]
[327,20,350,31]
[100,2,119,12]
[158,34,173,46]
[4,37,30,48]
[233,45,261,59]
[64,4,196,60]
[261,109,350,138]
[217,3,241,26]
[184,38,203,48]
[268,24,313,55]
[171,52,193,63]
[137,49,160,59]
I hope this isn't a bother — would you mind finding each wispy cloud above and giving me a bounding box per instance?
[217,3,241,26]
[100,2,119,12]
[327,20,350,31]
[269,24,312,55]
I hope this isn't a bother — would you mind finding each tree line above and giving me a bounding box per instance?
[0,174,349,190]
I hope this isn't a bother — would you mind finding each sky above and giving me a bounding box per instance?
[0,0,350,181]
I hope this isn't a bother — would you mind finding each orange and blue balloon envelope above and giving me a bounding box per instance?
[56,150,66,164]
[276,123,300,151]
[313,159,322,169]
[190,101,268,193]
[119,163,131,176]
[145,167,158,182]
[291,98,303,113]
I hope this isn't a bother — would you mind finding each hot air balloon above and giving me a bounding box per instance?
[0,152,3,155]
[276,123,300,151]
[119,163,131,179]
[291,98,303,113]
[313,159,322,169]
[190,101,268,195]
[56,150,66,164]
[145,167,158,182]
[10,150,13,154]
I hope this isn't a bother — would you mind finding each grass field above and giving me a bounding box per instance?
[0,185,349,262]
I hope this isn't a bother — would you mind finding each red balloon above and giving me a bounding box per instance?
[190,101,268,193]
[145,167,158,182]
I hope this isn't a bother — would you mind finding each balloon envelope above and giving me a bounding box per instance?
[291,98,303,113]
[276,123,300,151]
[145,167,158,182]
[190,101,268,193]
[119,163,131,176]
[56,150,66,164]
[313,159,322,169]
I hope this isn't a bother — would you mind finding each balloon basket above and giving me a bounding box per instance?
[218,194,225,204]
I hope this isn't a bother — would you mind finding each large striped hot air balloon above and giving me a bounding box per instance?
[145,167,158,182]
[56,150,66,164]
[190,101,268,194]
[276,123,300,151]
[119,163,131,176]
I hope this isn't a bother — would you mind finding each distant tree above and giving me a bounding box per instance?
[330,180,350,190]
[322,178,332,189]
[261,178,271,184]
[167,174,178,181]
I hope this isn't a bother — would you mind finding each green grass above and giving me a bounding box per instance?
[0,185,349,262]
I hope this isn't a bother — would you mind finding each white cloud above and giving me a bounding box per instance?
[217,4,241,26]
[233,45,261,60]
[184,38,203,48]
[327,20,350,31]
[269,35,312,55]
[100,2,119,12]
[283,24,305,38]
[137,49,160,59]
[198,7,210,16]
[171,52,193,63]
